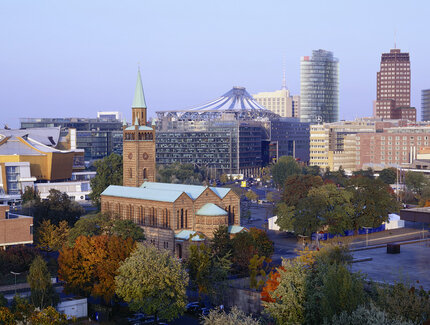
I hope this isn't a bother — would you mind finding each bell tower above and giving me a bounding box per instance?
[123,69,156,187]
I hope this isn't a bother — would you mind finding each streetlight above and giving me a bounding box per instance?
[10,271,21,294]
[362,227,372,247]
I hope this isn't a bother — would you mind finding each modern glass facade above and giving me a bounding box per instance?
[20,118,123,161]
[300,49,339,123]
[422,89,430,122]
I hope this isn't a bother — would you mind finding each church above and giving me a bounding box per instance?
[100,70,243,258]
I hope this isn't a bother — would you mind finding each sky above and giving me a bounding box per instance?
[1,0,429,128]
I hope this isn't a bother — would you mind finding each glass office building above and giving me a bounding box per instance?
[156,87,310,176]
[20,116,123,162]
[300,49,339,123]
[422,89,430,122]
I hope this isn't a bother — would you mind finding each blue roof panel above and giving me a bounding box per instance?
[101,185,182,202]
[196,203,227,216]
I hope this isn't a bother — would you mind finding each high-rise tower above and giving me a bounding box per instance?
[422,89,430,122]
[374,49,415,121]
[300,49,339,124]
[123,69,156,187]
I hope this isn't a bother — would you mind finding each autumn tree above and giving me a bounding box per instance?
[58,235,136,303]
[115,243,188,322]
[90,153,123,208]
[36,220,70,251]
[245,190,258,202]
[271,156,301,189]
[27,256,59,309]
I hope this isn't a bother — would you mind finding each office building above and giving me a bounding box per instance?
[374,49,416,121]
[300,49,339,123]
[253,89,299,118]
[422,89,430,121]
[20,113,123,162]
[156,86,310,176]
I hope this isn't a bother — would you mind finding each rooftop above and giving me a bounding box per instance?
[196,203,228,216]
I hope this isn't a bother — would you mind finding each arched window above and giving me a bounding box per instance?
[185,210,188,228]
[177,210,179,229]
[180,209,184,229]
[129,168,132,179]
[143,168,147,179]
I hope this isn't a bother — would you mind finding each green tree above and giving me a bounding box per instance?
[294,184,354,236]
[323,167,348,187]
[271,156,301,189]
[211,225,232,259]
[157,162,207,184]
[89,153,123,208]
[32,189,84,227]
[274,202,295,232]
[302,165,321,176]
[282,174,323,207]
[27,256,59,309]
[330,304,414,325]
[245,190,258,202]
[352,168,374,179]
[202,306,261,325]
[404,171,429,196]
[115,243,189,321]
[347,177,400,232]
[68,212,144,245]
[186,243,231,303]
[378,168,397,184]
[263,259,307,325]
[220,174,229,183]
[21,186,40,205]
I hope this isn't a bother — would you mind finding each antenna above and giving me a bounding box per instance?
[282,56,287,90]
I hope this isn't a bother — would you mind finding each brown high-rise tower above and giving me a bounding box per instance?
[374,48,415,121]
[123,69,156,187]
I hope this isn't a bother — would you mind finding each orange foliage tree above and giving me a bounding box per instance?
[261,267,284,303]
[58,235,136,303]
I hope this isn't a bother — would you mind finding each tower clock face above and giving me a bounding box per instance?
[128,153,133,159]
[142,152,149,160]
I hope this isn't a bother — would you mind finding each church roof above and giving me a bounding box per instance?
[140,181,231,200]
[101,185,184,202]
[174,230,205,241]
[196,203,228,216]
[228,225,247,234]
[124,125,153,131]
[132,68,147,108]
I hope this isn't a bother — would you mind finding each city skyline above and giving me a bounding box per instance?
[1,0,429,128]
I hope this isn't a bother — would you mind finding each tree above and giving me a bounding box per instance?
[323,167,348,187]
[294,184,354,236]
[157,162,207,184]
[378,168,397,184]
[58,235,136,303]
[271,156,301,189]
[0,294,7,307]
[21,186,40,205]
[404,171,429,196]
[202,306,261,325]
[245,190,258,202]
[249,254,267,289]
[347,177,400,232]
[186,243,231,303]
[0,307,15,325]
[29,306,68,325]
[302,165,321,176]
[36,220,70,251]
[68,212,145,245]
[27,256,59,309]
[211,225,232,259]
[352,168,374,178]
[281,174,323,207]
[262,259,307,325]
[90,153,123,208]
[274,203,295,232]
[115,243,189,321]
[220,174,229,184]
[0,246,39,275]
[330,304,415,325]
[31,189,84,227]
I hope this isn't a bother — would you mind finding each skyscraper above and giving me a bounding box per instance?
[374,48,415,121]
[300,49,339,123]
[422,89,430,122]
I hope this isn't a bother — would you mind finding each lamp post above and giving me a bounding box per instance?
[10,271,21,294]
[362,227,372,247]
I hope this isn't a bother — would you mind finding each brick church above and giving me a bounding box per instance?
[101,70,242,258]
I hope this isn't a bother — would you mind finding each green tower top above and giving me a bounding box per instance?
[132,68,147,108]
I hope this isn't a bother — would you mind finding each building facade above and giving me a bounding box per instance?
[422,89,430,122]
[300,49,339,123]
[374,49,415,121]
[253,89,299,118]
[156,87,310,176]
[20,114,123,162]
[0,205,33,249]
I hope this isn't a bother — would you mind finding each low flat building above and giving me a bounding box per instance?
[0,205,33,249]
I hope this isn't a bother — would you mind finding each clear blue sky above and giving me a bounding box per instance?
[1,0,429,128]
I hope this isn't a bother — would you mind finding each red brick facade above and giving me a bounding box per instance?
[0,205,33,249]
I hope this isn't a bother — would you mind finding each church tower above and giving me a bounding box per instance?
[123,69,156,187]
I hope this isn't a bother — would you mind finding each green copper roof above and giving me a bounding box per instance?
[101,185,183,202]
[125,125,153,131]
[132,68,147,108]
[140,182,231,200]
[175,230,205,241]
[228,225,247,234]
[196,203,228,216]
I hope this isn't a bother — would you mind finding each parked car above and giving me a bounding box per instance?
[185,301,201,314]
[200,307,211,316]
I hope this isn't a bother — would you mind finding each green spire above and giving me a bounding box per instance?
[132,68,147,108]
[122,118,127,126]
